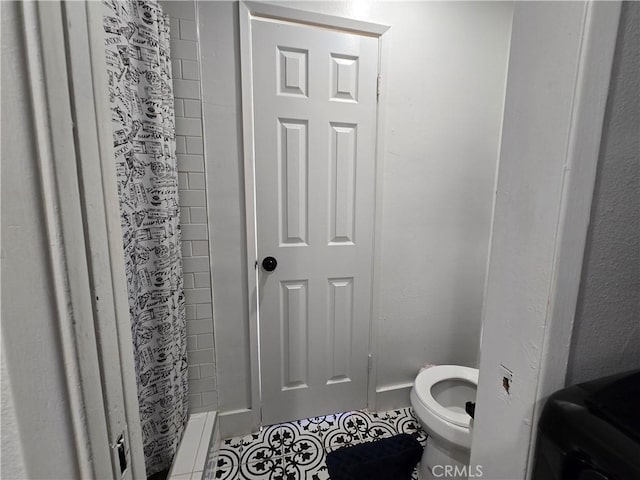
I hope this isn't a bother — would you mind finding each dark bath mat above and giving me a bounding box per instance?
[147,468,168,480]
[326,433,423,480]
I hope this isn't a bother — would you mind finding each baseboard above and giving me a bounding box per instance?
[218,408,257,439]
[375,382,413,411]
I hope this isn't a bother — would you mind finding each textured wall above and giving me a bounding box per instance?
[161,0,218,413]
[567,2,640,385]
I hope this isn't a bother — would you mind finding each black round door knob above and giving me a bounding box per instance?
[262,256,278,272]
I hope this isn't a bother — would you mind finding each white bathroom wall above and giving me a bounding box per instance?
[198,1,513,413]
[198,1,253,413]
[566,2,640,385]
[161,0,218,413]
[289,1,513,397]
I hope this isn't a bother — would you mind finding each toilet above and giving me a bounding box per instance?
[410,365,479,479]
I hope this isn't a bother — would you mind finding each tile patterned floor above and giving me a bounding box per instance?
[204,407,427,480]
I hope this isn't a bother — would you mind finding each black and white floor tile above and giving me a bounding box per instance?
[204,407,427,480]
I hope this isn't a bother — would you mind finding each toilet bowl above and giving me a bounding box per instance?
[410,365,478,479]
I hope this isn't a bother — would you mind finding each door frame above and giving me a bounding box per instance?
[239,1,390,431]
[470,1,622,478]
[10,1,146,477]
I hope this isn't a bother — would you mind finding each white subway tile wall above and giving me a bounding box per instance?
[163,0,217,413]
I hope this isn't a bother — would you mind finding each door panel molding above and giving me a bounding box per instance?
[239,1,389,431]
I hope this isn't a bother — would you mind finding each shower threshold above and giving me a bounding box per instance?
[167,411,219,480]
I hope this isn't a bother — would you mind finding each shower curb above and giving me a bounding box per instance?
[168,411,219,480]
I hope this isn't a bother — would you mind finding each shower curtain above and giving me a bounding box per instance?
[103,0,188,475]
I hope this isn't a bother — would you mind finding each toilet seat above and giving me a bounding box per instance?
[414,365,479,429]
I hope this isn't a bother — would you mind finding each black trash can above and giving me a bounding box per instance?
[532,369,640,480]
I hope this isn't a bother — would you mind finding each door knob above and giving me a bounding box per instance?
[262,256,278,272]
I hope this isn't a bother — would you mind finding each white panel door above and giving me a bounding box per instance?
[251,17,379,425]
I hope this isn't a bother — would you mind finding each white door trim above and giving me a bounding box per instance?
[470,1,622,478]
[526,1,622,474]
[65,2,147,477]
[242,1,389,36]
[20,2,103,475]
[18,1,146,477]
[239,1,389,430]
[368,28,392,413]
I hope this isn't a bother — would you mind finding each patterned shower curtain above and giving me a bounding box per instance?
[103,0,188,475]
